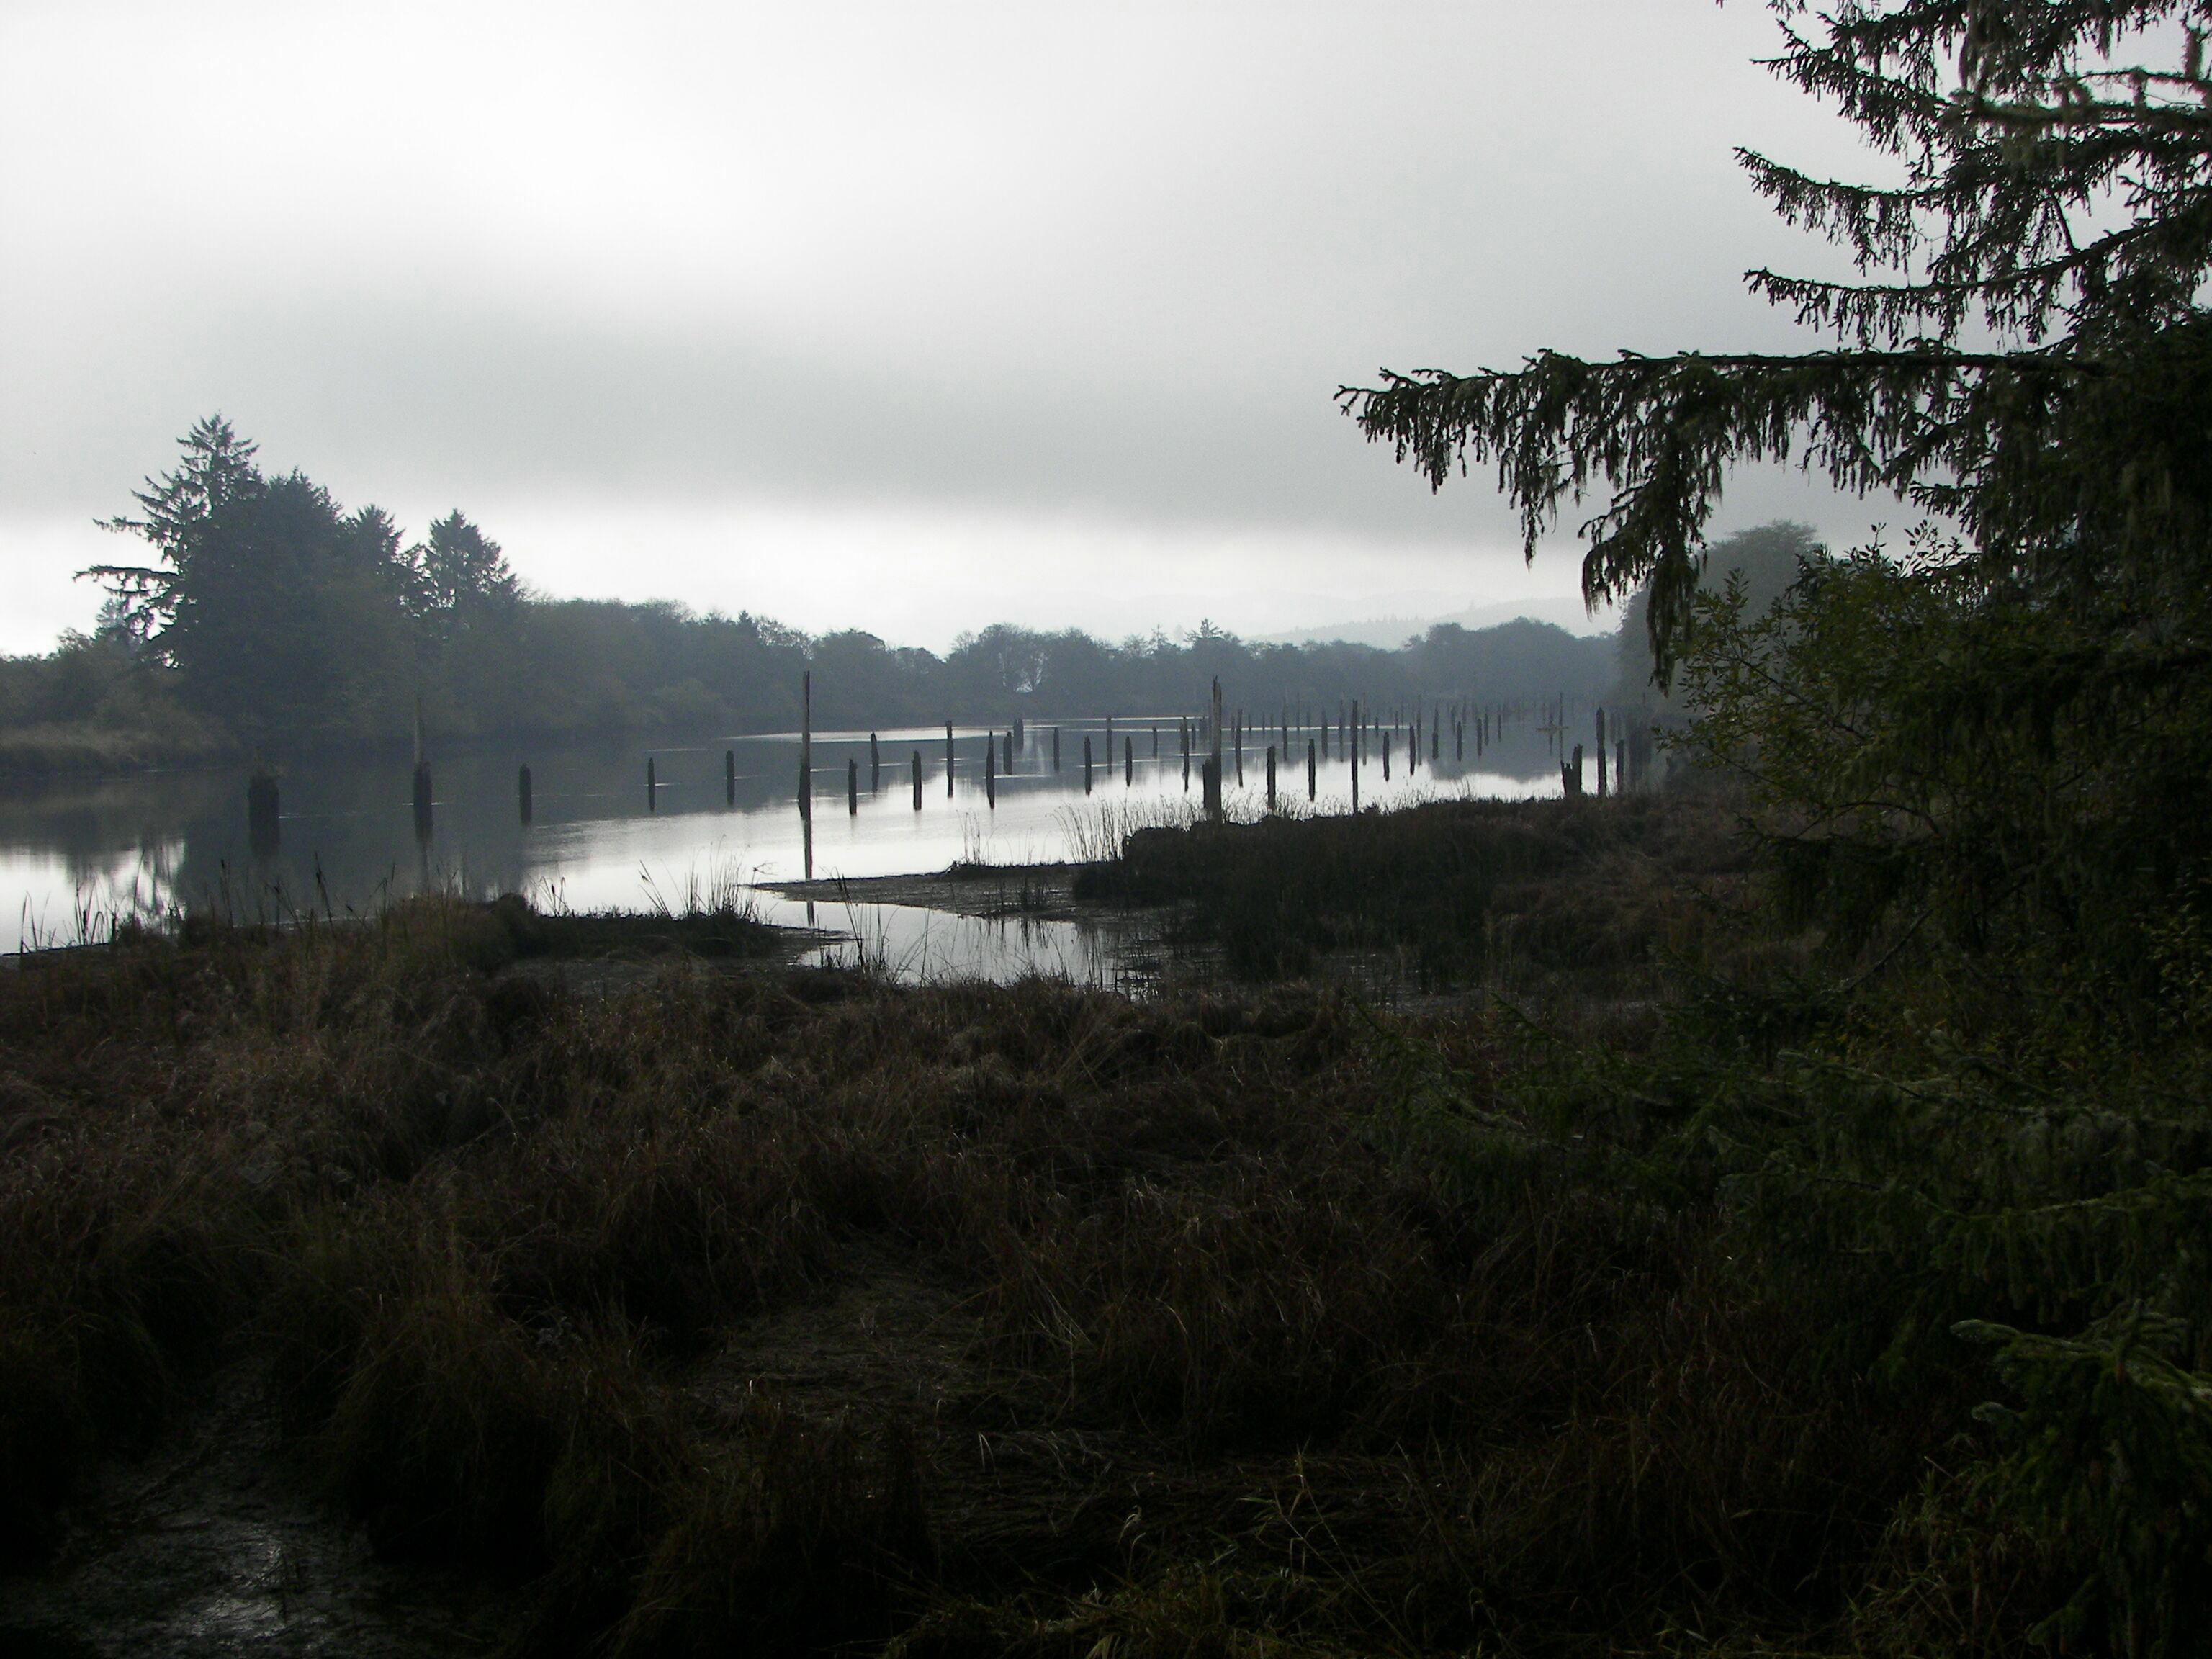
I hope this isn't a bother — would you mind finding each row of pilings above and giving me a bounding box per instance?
[241,681,1655,855]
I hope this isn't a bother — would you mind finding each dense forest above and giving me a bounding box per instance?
[0,418,1628,774]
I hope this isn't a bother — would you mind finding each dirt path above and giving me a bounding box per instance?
[0,1362,511,1658]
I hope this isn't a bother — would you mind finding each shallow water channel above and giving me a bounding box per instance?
[4,714,1568,975]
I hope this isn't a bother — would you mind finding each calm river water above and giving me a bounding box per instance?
[3,715,1571,978]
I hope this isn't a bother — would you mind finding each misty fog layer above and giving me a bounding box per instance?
[0,2,1884,653]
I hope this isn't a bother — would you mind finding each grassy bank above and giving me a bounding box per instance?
[4,798,2207,1655]
[1074,791,1771,997]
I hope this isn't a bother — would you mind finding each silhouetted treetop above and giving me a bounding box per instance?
[1341,0,2212,676]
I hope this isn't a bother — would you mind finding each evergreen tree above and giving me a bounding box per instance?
[1341,1,2212,671]
[406,511,521,644]
[85,414,264,659]
[1343,12,2212,1647]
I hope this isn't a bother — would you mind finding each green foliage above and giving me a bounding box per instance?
[1673,521,2212,999]
[1341,3,2212,678]
[1960,1313,2212,1658]
[32,415,1611,764]
[81,418,528,749]
[1610,518,1824,711]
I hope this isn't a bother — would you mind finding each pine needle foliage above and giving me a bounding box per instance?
[1340,1,2212,674]
[1339,7,2212,1651]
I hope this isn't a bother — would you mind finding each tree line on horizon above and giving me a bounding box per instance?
[3,415,1788,773]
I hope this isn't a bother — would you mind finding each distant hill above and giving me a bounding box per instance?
[1259,595,1613,649]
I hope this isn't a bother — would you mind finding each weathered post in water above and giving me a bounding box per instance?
[1053,727,1061,771]
[1207,678,1225,823]
[986,736,996,808]
[945,721,955,797]
[799,678,822,808]
[1307,738,1316,802]
[912,750,923,810]
[248,767,280,856]
[1124,735,1133,786]
[1083,735,1093,794]
[1349,698,1360,812]
[647,755,657,811]
[1265,744,1276,811]
[848,757,859,815]
[725,749,736,805]
[518,765,532,824]
[1594,709,1607,799]
[871,731,881,786]
[1003,729,1013,773]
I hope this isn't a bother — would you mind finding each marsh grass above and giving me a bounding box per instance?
[1053,796,1207,866]
[1,795,2201,1655]
[1074,791,1760,995]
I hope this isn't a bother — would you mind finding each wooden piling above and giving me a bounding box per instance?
[518,764,533,824]
[912,750,923,810]
[800,672,812,821]
[945,721,955,797]
[1265,744,1276,811]
[1053,727,1061,770]
[725,749,736,806]
[1083,735,1093,794]
[848,757,858,814]
[986,737,996,809]
[647,755,657,811]
[1349,698,1360,812]
[1307,738,1316,801]
[1207,678,1225,822]
[870,731,880,783]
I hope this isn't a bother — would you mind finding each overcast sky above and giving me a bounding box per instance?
[0,1,1895,656]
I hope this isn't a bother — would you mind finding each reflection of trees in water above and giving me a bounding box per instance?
[6,720,1578,947]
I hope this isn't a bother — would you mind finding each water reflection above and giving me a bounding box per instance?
[2,716,1570,972]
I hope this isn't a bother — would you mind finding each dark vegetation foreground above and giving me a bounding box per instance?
[4,788,2207,1657]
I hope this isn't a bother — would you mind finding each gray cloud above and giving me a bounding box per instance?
[0,1,1896,652]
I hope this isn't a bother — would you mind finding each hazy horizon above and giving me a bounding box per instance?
[1,1,1897,658]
